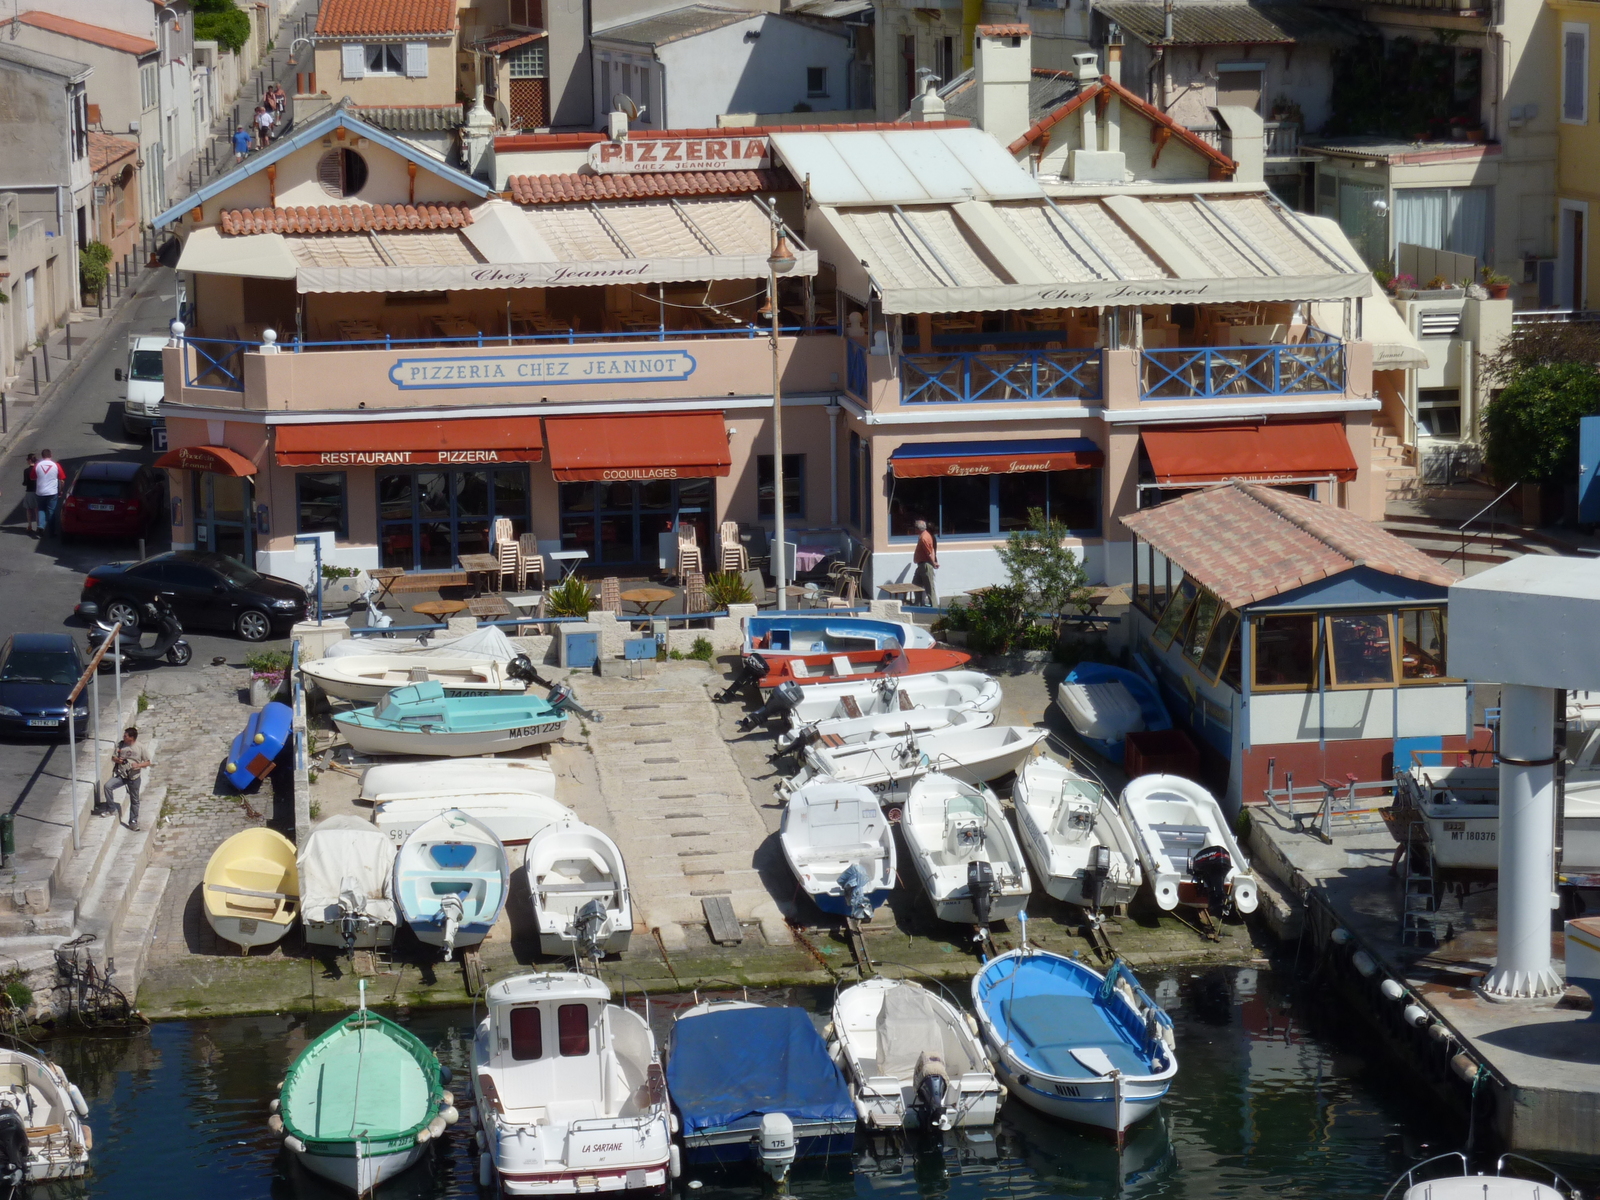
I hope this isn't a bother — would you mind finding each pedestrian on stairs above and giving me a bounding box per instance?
[105,727,151,832]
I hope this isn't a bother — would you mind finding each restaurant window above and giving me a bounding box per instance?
[1199,608,1240,687]
[559,477,712,568]
[757,454,805,519]
[1183,590,1222,664]
[1152,577,1197,651]
[1253,613,1318,690]
[1327,612,1395,687]
[558,1004,590,1056]
[1399,608,1448,681]
[296,472,347,537]
[889,469,1102,539]
[378,466,530,571]
[509,1006,542,1060]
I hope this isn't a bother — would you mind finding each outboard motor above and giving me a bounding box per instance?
[758,1111,796,1184]
[0,1108,26,1192]
[438,892,465,961]
[574,896,609,961]
[967,859,995,935]
[740,679,804,732]
[837,862,872,922]
[1190,845,1233,914]
[336,877,369,957]
[908,1052,951,1136]
[716,652,769,703]
[505,654,546,687]
[1085,843,1113,914]
[547,681,602,723]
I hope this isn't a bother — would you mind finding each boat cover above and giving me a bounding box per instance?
[876,984,978,1077]
[667,1007,853,1135]
[326,626,521,661]
[298,816,397,925]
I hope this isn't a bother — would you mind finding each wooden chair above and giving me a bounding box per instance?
[717,520,748,573]
[599,576,622,617]
[516,533,546,589]
[676,523,703,579]
[742,570,777,609]
[492,517,521,591]
[684,571,708,615]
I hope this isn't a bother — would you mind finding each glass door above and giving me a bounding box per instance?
[378,467,530,571]
[558,477,713,570]
[194,472,254,563]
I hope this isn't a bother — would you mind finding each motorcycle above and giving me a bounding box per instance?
[88,593,193,667]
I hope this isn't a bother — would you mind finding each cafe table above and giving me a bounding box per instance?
[620,587,675,617]
[458,553,504,594]
[412,599,468,621]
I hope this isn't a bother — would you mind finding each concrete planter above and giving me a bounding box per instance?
[944,629,969,648]
[319,570,371,611]
[249,675,285,706]
[973,649,1053,675]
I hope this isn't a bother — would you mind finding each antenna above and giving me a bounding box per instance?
[611,93,642,121]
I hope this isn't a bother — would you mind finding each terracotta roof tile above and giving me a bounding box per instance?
[218,203,475,235]
[315,0,456,37]
[506,168,792,204]
[1118,482,1457,609]
[975,23,1031,36]
[0,11,157,55]
[1008,76,1235,178]
[471,27,547,54]
[89,131,138,174]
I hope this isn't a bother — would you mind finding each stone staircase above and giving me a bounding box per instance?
[1380,513,1570,573]
[1372,415,1419,504]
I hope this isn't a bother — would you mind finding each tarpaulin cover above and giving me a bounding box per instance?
[297,815,398,926]
[666,1006,853,1135]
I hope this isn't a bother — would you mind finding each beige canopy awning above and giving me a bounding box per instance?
[1302,216,1429,371]
[175,226,298,279]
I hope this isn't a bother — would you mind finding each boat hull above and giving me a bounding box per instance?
[206,912,295,949]
[302,917,396,950]
[809,886,892,917]
[333,717,566,757]
[680,1122,856,1166]
[760,648,971,690]
[1419,805,1498,870]
[989,1053,1168,1133]
[290,1140,428,1193]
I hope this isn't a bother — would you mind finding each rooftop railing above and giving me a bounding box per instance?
[1140,329,1344,401]
[901,346,1102,404]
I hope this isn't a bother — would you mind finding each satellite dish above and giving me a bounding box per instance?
[612,93,640,121]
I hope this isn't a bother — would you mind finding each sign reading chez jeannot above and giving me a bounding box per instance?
[588,135,770,175]
[389,349,697,390]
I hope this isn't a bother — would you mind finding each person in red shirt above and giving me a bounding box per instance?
[912,519,939,607]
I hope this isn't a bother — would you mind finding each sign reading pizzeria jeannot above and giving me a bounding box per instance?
[588,135,770,175]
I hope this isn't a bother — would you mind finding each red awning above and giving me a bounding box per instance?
[1141,420,1358,486]
[154,444,258,476]
[889,438,1103,479]
[543,411,730,482]
[274,417,544,467]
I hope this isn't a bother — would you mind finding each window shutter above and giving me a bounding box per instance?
[405,42,428,77]
[342,42,365,79]
[1565,32,1586,121]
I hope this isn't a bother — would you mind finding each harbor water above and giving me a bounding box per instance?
[31,963,1519,1200]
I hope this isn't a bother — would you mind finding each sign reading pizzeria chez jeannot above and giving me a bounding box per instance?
[388,350,697,389]
[587,135,770,175]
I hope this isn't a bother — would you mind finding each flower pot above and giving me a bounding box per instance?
[1488,283,1510,300]
[320,569,371,610]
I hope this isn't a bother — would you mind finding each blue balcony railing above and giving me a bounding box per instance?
[845,339,868,399]
[184,338,252,391]
[1140,333,1344,400]
[901,348,1102,404]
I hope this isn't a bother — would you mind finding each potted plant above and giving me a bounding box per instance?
[1422,275,1465,299]
[246,649,292,705]
[320,563,368,610]
[1481,266,1512,300]
[704,571,754,609]
[545,575,594,619]
[1390,273,1418,299]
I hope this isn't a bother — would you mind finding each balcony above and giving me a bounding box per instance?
[1189,121,1300,158]
[899,347,1103,404]
[1140,331,1345,401]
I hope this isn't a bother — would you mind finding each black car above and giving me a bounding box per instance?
[78,551,307,642]
[0,635,88,738]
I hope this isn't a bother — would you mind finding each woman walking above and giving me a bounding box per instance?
[21,454,37,536]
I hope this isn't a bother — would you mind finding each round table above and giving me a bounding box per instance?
[620,587,675,617]
[412,599,468,620]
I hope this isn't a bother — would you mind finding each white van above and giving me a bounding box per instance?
[115,335,166,436]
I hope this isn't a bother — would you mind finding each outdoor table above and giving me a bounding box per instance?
[466,595,510,620]
[794,548,828,574]
[366,567,405,605]
[458,553,502,594]
[412,599,467,621]
[621,587,675,617]
[506,592,544,634]
[879,581,927,606]
[432,315,478,340]
[784,585,819,609]
[549,550,589,579]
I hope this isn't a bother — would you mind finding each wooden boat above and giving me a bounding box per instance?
[741,615,935,657]
[224,701,292,791]
[202,827,299,951]
[392,810,508,959]
[1012,755,1143,910]
[274,986,454,1193]
[781,670,1002,725]
[298,815,398,951]
[473,973,672,1196]
[777,705,994,752]
[1056,663,1170,762]
[899,773,1031,930]
[972,946,1176,1137]
[1383,1153,1581,1200]
[0,1046,91,1182]
[778,779,895,918]
[523,820,633,958]
[300,653,536,703]
[829,977,1000,1131]
[757,647,971,690]
[1119,774,1258,916]
[332,680,568,757]
[360,757,555,801]
[780,725,1048,800]
[372,792,574,848]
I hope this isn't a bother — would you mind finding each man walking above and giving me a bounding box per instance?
[32,449,62,537]
[105,726,152,831]
[912,518,939,607]
[20,454,37,536]
[231,124,252,162]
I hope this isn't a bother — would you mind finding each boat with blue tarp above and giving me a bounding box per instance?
[224,701,292,791]
[331,680,568,757]
[1055,663,1171,762]
[741,615,935,657]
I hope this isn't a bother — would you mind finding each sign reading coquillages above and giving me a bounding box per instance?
[587,135,770,175]
[387,350,698,390]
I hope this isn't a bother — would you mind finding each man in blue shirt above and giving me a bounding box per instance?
[232,125,252,162]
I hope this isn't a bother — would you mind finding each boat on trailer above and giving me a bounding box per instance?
[1012,755,1142,910]
[1119,774,1258,917]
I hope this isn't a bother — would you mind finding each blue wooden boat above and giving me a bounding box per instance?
[392,809,509,960]
[971,941,1176,1140]
[331,680,568,757]
[741,615,935,657]
[225,701,293,791]
[1055,663,1171,762]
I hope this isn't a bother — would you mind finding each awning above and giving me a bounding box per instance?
[154,444,258,476]
[273,417,544,466]
[1141,420,1358,486]
[1302,225,1429,370]
[543,411,730,481]
[174,226,297,279]
[889,438,1104,479]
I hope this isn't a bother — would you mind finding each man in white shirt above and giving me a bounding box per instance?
[33,448,62,537]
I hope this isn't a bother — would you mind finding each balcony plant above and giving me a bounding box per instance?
[545,575,595,619]
[1480,266,1512,301]
[704,571,754,609]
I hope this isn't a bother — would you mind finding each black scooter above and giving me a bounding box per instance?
[87,593,193,667]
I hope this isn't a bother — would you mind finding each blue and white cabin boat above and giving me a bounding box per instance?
[331,680,568,757]
[392,809,509,959]
[741,615,935,658]
[971,944,1176,1139]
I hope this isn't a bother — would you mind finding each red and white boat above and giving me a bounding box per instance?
[757,647,971,690]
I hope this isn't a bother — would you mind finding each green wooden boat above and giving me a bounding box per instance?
[270,987,457,1194]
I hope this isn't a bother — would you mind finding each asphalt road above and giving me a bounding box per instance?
[0,268,292,815]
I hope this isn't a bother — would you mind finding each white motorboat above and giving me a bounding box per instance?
[900,773,1031,930]
[297,815,398,951]
[360,756,556,802]
[1012,755,1143,909]
[392,809,509,958]
[778,779,895,919]
[301,653,536,703]
[741,614,936,657]
[1383,1153,1581,1200]
[325,625,524,661]
[777,706,994,751]
[473,973,673,1196]
[1119,774,1258,915]
[371,792,574,847]
[523,820,633,958]
[829,978,1000,1131]
[0,1047,91,1182]
[781,725,1047,800]
[332,682,568,758]
[783,671,1003,725]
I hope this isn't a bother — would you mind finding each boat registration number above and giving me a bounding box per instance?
[238,919,258,935]
[89,504,116,512]
[27,718,59,727]
[509,722,564,738]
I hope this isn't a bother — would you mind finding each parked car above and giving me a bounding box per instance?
[0,635,88,738]
[78,551,307,642]
[59,461,164,543]
[115,335,166,437]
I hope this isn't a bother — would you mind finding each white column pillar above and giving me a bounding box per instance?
[1482,682,1564,999]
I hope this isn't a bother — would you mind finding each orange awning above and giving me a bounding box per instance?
[543,411,731,482]
[1141,420,1357,486]
[154,444,258,476]
[274,417,544,466]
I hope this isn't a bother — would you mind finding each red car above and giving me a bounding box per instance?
[60,461,164,543]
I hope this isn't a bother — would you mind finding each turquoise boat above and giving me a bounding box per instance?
[331,680,568,757]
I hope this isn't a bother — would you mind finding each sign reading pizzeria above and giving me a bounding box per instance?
[587,136,770,175]
[388,350,697,390]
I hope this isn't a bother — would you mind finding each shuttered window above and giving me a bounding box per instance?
[1565,26,1589,124]
[405,42,428,77]
[341,42,364,79]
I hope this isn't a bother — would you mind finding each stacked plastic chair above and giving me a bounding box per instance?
[492,517,522,590]
[676,522,703,579]
[717,520,748,573]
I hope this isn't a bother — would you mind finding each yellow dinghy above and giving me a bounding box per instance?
[204,827,299,951]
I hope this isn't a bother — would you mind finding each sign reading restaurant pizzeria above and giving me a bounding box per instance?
[587,135,770,175]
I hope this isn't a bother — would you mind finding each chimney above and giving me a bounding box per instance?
[974,24,1032,150]
[1105,32,1122,86]
[1068,51,1125,182]
[910,68,946,120]
[1212,105,1264,184]
[464,85,496,182]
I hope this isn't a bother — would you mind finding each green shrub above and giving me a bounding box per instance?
[546,575,594,618]
[244,648,292,674]
[688,636,714,662]
[78,241,113,297]
[705,571,753,608]
[3,980,31,1012]
[1482,362,1600,484]
[320,564,359,580]
[194,0,251,52]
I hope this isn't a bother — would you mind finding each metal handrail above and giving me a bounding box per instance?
[1261,757,1396,841]
[1381,1153,1470,1200]
[272,323,836,351]
[1449,479,1520,570]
